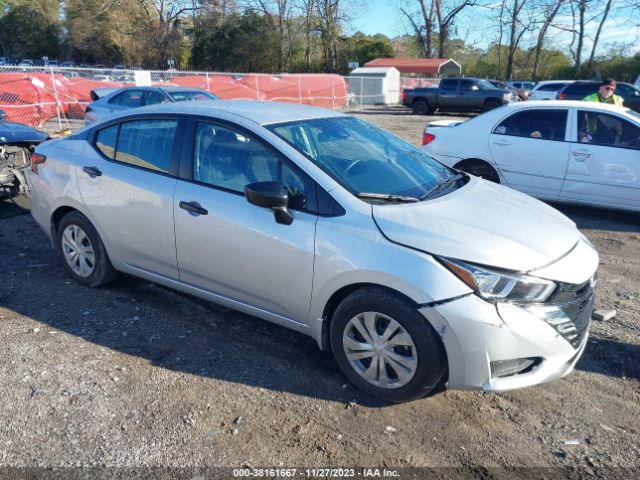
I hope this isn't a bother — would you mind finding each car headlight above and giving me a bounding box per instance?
[503,93,511,102]
[439,257,556,303]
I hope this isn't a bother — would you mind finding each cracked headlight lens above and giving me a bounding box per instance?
[440,257,556,303]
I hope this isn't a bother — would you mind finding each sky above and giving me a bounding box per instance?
[348,0,640,57]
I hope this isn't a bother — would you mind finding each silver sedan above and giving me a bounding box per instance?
[30,101,598,402]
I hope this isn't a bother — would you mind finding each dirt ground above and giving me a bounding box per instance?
[0,106,639,479]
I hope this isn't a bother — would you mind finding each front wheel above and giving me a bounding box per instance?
[330,288,446,403]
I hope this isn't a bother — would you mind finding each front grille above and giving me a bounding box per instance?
[543,278,595,349]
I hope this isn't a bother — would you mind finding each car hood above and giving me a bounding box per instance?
[0,121,48,143]
[372,177,579,272]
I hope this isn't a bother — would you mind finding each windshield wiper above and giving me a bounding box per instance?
[357,193,419,203]
[419,173,468,200]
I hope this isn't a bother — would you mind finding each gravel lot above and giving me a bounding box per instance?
[1,106,639,478]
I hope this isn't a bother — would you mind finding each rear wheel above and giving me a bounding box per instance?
[57,211,118,287]
[412,100,429,115]
[330,288,446,403]
[455,159,500,183]
[482,100,501,112]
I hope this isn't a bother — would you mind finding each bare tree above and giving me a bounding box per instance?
[137,0,205,67]
[433,0,478,58]
[503,0,536,80]
[532,0,565,80]
[247,0,294,70]
[400,0,436,57]
[587,0,615,68]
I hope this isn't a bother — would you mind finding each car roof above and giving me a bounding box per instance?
[503,99,635,114]
[103,100,345,125]
[534,80,573,86]
[108,86,210,93]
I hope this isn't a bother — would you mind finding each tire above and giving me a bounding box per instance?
[482,100,501,112]
[330,287,446,403]
[412,100,429,115]
[57,211,118,287]
[455,160,500,183]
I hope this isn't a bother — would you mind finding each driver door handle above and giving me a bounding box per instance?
[82,166,102,177]
[179,201,208,216]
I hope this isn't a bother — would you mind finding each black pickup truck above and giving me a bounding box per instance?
[402,77,517,115]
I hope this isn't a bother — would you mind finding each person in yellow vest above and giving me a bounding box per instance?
[582,78,624,106]
[579,78,624,144]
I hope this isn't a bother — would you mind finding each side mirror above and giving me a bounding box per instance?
[471,85,479,91]
[0,110,6,121]
[245,181,293,225]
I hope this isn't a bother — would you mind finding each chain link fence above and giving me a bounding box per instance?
[0,66,439,132]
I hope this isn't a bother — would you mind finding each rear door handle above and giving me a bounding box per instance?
[492,140,510,146]
[82,166,102,177]
[179,201,208,216]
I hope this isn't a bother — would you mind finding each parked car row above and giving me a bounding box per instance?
[404,78,640,114]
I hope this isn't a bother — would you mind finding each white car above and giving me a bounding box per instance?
[528,81,573,100]
[423,100,640,212]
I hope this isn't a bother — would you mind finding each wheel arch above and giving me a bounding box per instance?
[49,203,122,270]
[454,158,503,183]
[318,283,422,351]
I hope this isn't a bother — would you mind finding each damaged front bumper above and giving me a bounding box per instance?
[420,291,592,392]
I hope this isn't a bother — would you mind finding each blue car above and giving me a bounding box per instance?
[84,86,218,125]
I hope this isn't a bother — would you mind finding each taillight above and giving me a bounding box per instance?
[402,90,407,102]
[31,152,47,174]
[558,93,567,99]
[422,132,436,145]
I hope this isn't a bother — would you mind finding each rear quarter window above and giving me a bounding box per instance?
[95,125,118,159]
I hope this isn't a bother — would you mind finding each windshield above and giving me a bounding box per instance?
[168,91,217,101]
[267,117,464,201]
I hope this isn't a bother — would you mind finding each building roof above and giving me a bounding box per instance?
[350,67,399,76]
[364,58,461,75]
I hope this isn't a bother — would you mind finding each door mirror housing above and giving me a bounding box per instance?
[245,181,293,225]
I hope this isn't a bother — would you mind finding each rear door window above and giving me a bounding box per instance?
[440,79,457,90]
[145,90,168,105]
[113,120,178,172]
[493,109,568,141]
[110,90,144,107]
